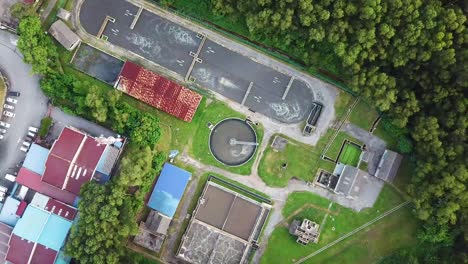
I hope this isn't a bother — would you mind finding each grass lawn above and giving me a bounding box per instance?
[306,207,418,264]
[189,100,264,175]
[392,157,415,196]
[334,91,354,119]
[338,144,362,167]
[324,131,362,160]
[258,129,361,187]
[348,100,379,131]
[258,135,323,187]
[123,249,163,264]
[374,125,398,151]
[42,0,67,29]
[260,185,416,264]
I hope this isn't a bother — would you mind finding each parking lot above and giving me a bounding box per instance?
[0,30,48,189]
[79,0,316,124]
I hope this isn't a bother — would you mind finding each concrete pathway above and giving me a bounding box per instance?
[40,0,58,22]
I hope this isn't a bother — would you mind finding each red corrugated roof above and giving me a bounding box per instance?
[6,235,58,264]
[45,198,77,221]
[6,234,34,264]
[30,244,58,264]
[16,168,77,206]
[117,61,202,122]
[50,127,85,161]
[75,137,106,170]
[41,127,107,195]
[16,201,27,217]
[42,155,70,189]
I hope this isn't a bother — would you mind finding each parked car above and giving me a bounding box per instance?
[3,104,14,110]
[3,111,15,118]
[27,131,36,138]
[0,121,10,128]
[0,186,7,193]
[28,126,39,133]
[5,174,16,182]
[0,128,6,133]
[7,91,20,97]
[6,97,17,104]
[22,141,31,148]
[0,135,3,140]
[20,146,28,152]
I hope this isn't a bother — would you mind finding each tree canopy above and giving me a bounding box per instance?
[17,16,57,74]
[205,0,467,260]
[210,0,467,228]
[66,146,165,263]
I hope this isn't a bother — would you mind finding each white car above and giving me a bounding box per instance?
[20,146,28,152]
[28,126,39,133]
[3,104,14,110]
[0,121,10,128]
[22,141,31,148]
[3,111,15,118]
[0,128,6,133]
[6,97,17,104]
[0,135,3,140]
[27,131,36,138]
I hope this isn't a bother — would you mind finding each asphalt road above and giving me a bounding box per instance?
[79,0,315,124]
[48,106,116,141]
[0,30,48,189]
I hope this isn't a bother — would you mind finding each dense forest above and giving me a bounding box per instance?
[167,0,467,262]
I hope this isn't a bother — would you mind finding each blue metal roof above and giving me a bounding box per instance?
[147,163,191,218]
[0,197,20,227]
[12,205,72,252]
[23,144,50,175]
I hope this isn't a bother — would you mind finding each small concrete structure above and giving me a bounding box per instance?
[133,210,169,253]
[333,165,368,200]
[144,210,171,236]
[49,20,81,51]
[271,135,288,152]
[375,150,403,182]
[289,219,320,245]
[57,8,71,21]
[316,163,369,200]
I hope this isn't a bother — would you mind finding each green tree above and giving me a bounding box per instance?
[17,16,58,74]
[10,3,36,19]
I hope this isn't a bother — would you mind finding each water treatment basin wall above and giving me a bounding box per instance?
[209,118,258,167]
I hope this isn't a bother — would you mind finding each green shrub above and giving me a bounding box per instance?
[38,117,53,138]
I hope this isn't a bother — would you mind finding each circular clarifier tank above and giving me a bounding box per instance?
[209,118,258,167]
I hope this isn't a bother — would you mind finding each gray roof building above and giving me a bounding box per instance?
[375,150,403,182]
[132,210,170,253]
[49,20,80,51]
[333,165,368,200]
[145,210,171,236]
[57,8,71,21]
